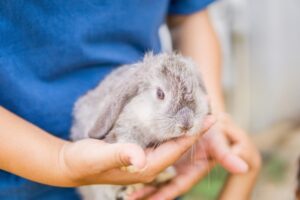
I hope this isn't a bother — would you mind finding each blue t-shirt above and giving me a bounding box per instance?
[0,0,214,199]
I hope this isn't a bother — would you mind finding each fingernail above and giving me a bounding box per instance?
[120,165,140,173]
[229,155,249,173]
[127,148,147,170]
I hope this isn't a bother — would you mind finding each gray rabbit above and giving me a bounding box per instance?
[71,52,210,200]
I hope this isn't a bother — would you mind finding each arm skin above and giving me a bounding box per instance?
[167,10,224,113]
[0,106,214,187]
[0,107,72,186]
[138,9,261,200]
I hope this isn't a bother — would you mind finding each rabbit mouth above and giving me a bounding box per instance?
[145,131,189,148]
[174,125,194,136]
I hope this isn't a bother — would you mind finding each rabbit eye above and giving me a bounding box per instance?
[156,88,165,100]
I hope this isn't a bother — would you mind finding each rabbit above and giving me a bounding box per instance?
[70,52,210,200]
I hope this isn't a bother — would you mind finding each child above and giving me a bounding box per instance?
[0,0,260,199]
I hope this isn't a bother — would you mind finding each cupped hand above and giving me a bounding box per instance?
[133,113,261,200]
[58,115,215,186]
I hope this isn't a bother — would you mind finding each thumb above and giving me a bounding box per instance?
[101,143,147,170]
[64,139,147,176]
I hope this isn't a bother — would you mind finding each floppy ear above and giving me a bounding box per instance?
[87,65,142,139]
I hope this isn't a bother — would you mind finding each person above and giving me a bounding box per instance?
[0,0,261,200]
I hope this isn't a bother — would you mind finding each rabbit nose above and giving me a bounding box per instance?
[178,122,193,131]
[176,107,193,131]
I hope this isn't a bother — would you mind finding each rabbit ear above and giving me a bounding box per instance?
[87,65,141,139]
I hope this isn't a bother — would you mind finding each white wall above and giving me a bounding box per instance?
[211,0,300,132]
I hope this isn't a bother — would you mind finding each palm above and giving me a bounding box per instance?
[171,139,214,190]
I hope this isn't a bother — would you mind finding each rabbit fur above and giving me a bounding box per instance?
[71,52,210,199]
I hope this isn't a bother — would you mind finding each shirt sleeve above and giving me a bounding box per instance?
[168,0,216,15]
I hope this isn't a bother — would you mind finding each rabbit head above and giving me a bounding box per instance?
[112,53,210,145]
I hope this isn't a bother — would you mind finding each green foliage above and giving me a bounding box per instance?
[184,154,288,200]
[183,165,228,200]
[264,154,287,183]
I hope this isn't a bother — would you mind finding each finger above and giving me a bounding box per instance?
[147,160,214,200]
[201,115,217,133]
[77,139,146,172]
[219,153,249,174]
[143,116,213,171]
[222,124,254,171]
[96,142,146,170]
[206,131,248,173]
[144,135,199,174]
[143,131,201,173]
[128,186,157,200]
[220,116,248,143]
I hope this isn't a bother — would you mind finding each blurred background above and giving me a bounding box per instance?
[166,0,300,199]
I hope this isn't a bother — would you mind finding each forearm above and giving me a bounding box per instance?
[168,10,225,113]
[218,171,258,200]
[0,107,74,186]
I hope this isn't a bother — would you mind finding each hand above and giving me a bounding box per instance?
[131,113,261,200]
[129,144,215,200]
[214,114,261,200]
[200,113,255,174]
[59,116,215,186]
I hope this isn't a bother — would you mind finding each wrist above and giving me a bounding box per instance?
[209,98,226,115]
[57,141,84,186]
